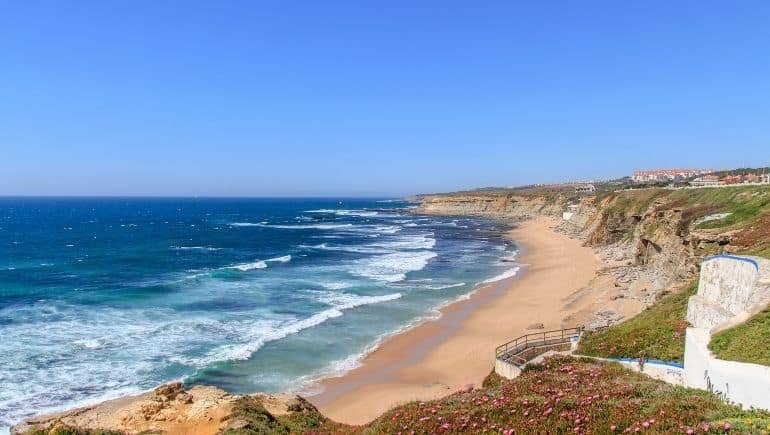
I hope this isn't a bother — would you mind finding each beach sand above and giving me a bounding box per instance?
[309,216,599,424]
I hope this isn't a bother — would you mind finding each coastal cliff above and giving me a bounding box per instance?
[414,191,569,220]
[415,186,770,328]
[14,185,770,434]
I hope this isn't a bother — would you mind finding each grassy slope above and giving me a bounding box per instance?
[709,307,770,366]
[577,282,696,363]
[36,357,770,434]
[265,356,768,434]
[579,186,770,365]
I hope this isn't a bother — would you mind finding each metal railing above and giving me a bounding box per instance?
[495,326,584,366]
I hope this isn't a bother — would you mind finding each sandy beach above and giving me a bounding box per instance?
[309,216,599,424]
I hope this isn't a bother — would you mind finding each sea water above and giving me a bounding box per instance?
[0,198,520,429]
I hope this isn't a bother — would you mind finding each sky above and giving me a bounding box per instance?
[1,1,769,197]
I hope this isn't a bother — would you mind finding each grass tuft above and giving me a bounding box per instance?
[577,282,696,363]
[709,307,770,366]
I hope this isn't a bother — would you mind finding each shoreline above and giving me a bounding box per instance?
[307,216,599,424]
[11,216,599,434]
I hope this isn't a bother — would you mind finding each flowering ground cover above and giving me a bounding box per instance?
[27,357,770,434]
[354,356,770,434]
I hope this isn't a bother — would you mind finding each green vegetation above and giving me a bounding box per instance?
[220,396,342,435]
[709,307,770,366]
[577,282,697,362]
[673,186,770,230]
[303,356,769,434]
[710,167,770,179]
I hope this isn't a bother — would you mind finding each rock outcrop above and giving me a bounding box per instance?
[11,383,303,435]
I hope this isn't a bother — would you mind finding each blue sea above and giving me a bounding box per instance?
[0,198,519,430]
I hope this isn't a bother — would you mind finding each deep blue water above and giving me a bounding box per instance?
[0,198,518,429]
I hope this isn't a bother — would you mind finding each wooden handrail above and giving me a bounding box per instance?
[495,326,584,362]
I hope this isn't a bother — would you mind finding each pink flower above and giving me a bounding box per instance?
[686,429,694,435]
[440,423,450,430]
[610,425,617,431]
[724,422,731,431]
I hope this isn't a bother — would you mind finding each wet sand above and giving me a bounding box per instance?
[309,217,599,424]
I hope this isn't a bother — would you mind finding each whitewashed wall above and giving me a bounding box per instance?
[684,328,770,409]
[683,255,770,410]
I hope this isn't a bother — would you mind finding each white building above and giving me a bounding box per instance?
[691,175,723,187]
[574,184,595,194]
[632,169,711,183]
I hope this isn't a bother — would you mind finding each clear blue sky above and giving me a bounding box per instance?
[2,1,769,197]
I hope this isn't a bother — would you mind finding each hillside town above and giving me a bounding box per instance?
[632,168,770,187]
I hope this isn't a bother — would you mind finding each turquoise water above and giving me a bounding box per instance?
[0,198,518,429]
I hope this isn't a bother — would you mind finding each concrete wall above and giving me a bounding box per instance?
[576,356,684,385]
[686,255,761,331]
[494,358,521,380]
[683,255,770,410]
[684,328,770,409]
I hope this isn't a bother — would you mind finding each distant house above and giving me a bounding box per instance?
[690,175,723,187]
[632,169,711,183]
[744,173,760,184]
[763,173,770,184]
[574,184,595,194]
[722,175,743,185]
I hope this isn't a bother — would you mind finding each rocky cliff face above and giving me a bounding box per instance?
[415,193,569,220]
[415,189,754,326]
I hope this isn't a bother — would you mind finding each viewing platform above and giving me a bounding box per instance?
[494,327,583,379]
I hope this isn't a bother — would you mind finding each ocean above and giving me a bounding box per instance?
[0,198,519,430]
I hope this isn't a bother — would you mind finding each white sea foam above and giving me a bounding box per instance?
[298,243,328,250]
[305,209,379,217]
[424,282,466,290]
[481,266,521,284]
[232,222,354,230]
[229,222,262,227]
[172,246,221,251]
[187,293,401,366]
[307,243,390,254]
[334,224,402,236]
[266,255,292,263]
[222,254,290,272]
[72,338,105,350]
[369,233,435,250]
[318,292,402,309]
[228,261,268,271]
[320,281,355,290]
[501,250,518,262]
[351,250,438,283]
